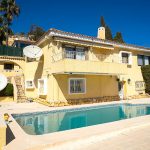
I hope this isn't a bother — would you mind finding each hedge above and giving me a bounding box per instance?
[141,65,150,94]
[0,83,14,96]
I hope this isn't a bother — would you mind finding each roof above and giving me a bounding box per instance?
[13,39,35,44]
[36,28,150,52]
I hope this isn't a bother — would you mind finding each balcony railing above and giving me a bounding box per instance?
[52,51,121,63]
[0,45,23,57]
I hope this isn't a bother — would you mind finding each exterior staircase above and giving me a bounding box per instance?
[14,76,26,103]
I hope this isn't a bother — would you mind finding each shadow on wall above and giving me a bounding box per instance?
[33,55,44,88]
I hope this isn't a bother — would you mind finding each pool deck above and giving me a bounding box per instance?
[0,98,150,150]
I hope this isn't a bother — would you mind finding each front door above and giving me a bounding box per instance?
[118,82,124,100]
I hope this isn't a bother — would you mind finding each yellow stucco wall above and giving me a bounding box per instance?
[0,38,149,101]
[0,127,6,150]
[47,74,118,102]
[0,57,24,77]
[0,117,6,150]
[22,40,149,101]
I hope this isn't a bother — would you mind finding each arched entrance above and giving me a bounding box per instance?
[0,56,26,102]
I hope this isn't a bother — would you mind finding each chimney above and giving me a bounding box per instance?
[97,27,105,40]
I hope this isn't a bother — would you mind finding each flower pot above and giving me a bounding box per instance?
[4,113,9,122]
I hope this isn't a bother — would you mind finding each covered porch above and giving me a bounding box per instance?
[48,72,127,104]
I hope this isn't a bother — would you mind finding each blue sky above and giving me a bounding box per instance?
[12,0,150,47]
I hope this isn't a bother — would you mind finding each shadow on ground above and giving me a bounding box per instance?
[6,124,15,145]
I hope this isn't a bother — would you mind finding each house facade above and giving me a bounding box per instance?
[0,27,149,104]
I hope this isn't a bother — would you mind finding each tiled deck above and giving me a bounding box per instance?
[78,124,150,150]
[0,98,150,150]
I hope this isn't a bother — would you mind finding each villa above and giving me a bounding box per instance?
[0,26,149,105]
[1,27,150,150]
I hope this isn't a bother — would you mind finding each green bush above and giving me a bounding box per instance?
[141,65,150,94]
[0,83,13,96]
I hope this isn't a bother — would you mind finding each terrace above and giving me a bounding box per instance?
[51,51,129,75]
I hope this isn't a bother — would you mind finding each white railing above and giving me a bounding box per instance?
[52,51,121,63]
[52,51,88,62]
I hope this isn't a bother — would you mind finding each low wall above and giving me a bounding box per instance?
[0,97,14,102]
[67,95,120,105]
[35,95,120,107]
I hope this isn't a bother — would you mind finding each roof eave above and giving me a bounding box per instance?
[36,29,150,52]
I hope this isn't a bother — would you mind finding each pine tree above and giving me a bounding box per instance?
[105,26,113,40]
[113,32,124,43]
[100,16,113,40]
[100,16,106,27]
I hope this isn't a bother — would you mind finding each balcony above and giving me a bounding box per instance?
[52,51,121,63]
[0,45,23,57]
[51,51,129,75]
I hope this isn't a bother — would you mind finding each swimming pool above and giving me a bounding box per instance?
[13,104,150,135]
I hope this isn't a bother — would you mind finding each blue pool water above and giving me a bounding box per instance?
[13,104,150,135]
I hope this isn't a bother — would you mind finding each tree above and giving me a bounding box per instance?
[19,32,25,36]
[105,25,113,40]
[0,24,13,45]
[113,32,124,43]
[0,0,20,45]
[100,16,106,27]
[100,16,113,40]
[28,25,45,41]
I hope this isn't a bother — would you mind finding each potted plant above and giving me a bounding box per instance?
[4,113,10,122]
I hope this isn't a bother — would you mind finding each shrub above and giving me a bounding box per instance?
[141,65,150,94]
[0,83,13,96]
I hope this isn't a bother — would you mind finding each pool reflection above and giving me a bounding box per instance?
[15,104,150,135]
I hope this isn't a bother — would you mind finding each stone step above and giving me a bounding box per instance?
[14,76,26,103]
[17,95,26,98]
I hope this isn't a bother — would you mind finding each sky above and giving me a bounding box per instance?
[12,0,150,47]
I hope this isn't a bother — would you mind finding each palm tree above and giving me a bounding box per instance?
[0,0,20,45]
[0,22,13,45]
[0,16,6,45]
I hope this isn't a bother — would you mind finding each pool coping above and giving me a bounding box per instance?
[4,99,150,150]
[8,112,150,150]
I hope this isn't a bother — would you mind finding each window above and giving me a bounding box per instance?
[76,47,86,60]
[25,80,34,89]
[135,81,145,91]
[119,51,132,65]
[65,46,75,59]
[122,53,129,63]
[137,55,150,66]
[4,63,14,70]
[69,78,86,94]
[38,78,47,95]
[64,45,87,60]
[144,56,149,65]
[138,55,144,66]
